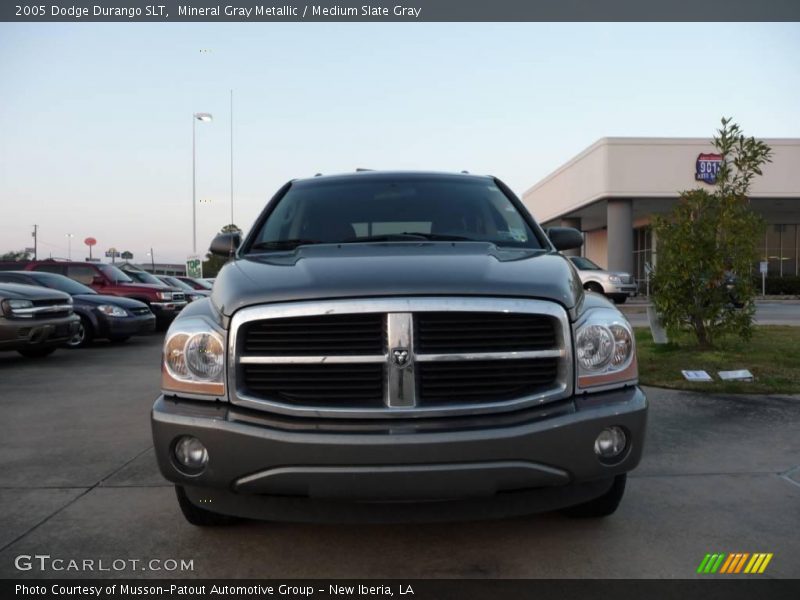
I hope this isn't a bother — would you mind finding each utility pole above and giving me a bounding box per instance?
[31,225,38,260]
[230,89,234,228]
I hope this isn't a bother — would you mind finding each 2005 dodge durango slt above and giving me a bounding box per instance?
[151,171,648,526]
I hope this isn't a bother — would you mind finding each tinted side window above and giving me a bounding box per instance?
[33,264,65,275]
[0,274,27,284]
[67,265,97,285]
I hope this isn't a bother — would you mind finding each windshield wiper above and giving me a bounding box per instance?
[249,239,321,251]
[339,233,475,243]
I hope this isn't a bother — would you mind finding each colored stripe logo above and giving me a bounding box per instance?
[697,553,773,574]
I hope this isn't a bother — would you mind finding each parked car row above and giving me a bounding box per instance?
[0,260,214,357]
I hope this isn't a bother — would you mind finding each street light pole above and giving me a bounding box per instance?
[65,233,74,260]
[192,115,196,255]
[192,112,213,256]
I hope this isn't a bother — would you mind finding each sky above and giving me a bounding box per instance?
[1,22,799,264]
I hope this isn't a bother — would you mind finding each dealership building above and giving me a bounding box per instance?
[522,137,800,287]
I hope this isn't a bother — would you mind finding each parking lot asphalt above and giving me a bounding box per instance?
[621,301,799,327]
[1,335,798,579]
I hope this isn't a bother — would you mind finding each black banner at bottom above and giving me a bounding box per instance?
[3,579,800,600]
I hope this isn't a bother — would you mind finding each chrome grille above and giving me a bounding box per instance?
[172,292,185,302]
[230,298,572,419]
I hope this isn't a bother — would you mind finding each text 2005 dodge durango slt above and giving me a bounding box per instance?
[151,171,647,526]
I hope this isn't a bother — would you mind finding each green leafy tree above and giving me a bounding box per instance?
[1,249,32,261]
[651,118,772,348]
[202,223,242,277]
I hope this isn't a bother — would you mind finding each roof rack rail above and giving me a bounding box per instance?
[314,173,323,177]
[355,168,373,172]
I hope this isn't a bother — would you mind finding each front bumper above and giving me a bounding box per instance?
[152,386,647,522]
[609,283,638,296]
[149,301,187,321]
[96,313,156,338]
[0,314,80,351]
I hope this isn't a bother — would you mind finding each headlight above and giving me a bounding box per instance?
[97,304,128,317]
[574,308,637,391]
[157,291,173,301]
[162,317,225,398]
[608,275,622,284]
[1,298,34,318]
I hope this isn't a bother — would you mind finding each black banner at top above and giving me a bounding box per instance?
[3,0,800,22]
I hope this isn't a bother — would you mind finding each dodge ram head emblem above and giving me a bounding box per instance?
[391,348,410,368]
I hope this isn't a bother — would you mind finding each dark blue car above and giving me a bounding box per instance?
[0,271,156,348]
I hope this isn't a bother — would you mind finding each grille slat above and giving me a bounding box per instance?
[242,363,384,407]
[418,359,559,405]
[241,314,384,356]
[416,312,556,353]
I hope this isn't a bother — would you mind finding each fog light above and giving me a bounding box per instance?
[594,426,627,459]
[173,436,208,472]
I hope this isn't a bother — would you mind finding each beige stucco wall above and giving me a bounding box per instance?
[523,138,800,224]
[583,229,608,269]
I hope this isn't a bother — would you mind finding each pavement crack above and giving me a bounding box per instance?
[0,445,153,554]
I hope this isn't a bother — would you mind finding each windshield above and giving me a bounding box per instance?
[126,269,164,285]
[34,272,96,295]
[248,177,543,252]
[160,276,194,291]
[98,264,134,283]
[570,257,602,270]
[183,277,212,290]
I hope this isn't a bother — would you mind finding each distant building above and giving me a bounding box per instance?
[137,262,187,276]
[522,138,800,286]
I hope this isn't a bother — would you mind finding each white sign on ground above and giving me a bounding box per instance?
[718,370,754,382]
[681,370,713,382]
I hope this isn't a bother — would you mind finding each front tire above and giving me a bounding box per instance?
[561,474,627,518]
[17,346,57,358]
[65,316,93,349]
[175,486,241,527]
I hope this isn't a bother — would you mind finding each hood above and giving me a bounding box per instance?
[73,294,149,309]
[0,283,70,301]
[212,242,583,317]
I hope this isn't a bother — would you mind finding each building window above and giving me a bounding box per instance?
[633,227,653,288]
[764,224,798,277]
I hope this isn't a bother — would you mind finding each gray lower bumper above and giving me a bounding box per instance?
[151,386,647,521]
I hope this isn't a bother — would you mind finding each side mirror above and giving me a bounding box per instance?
[546,227,583,251]
[92,275,105,286]
[210,232,241,257]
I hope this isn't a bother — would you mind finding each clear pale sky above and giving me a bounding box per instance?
[1,22,799,263]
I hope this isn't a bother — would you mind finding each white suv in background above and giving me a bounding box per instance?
[569,257,638,304]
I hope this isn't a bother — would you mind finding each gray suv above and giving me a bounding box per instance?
[151,171,647,526]
[0,283,79,357]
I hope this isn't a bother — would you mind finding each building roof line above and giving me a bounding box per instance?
[522,136,800,199]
